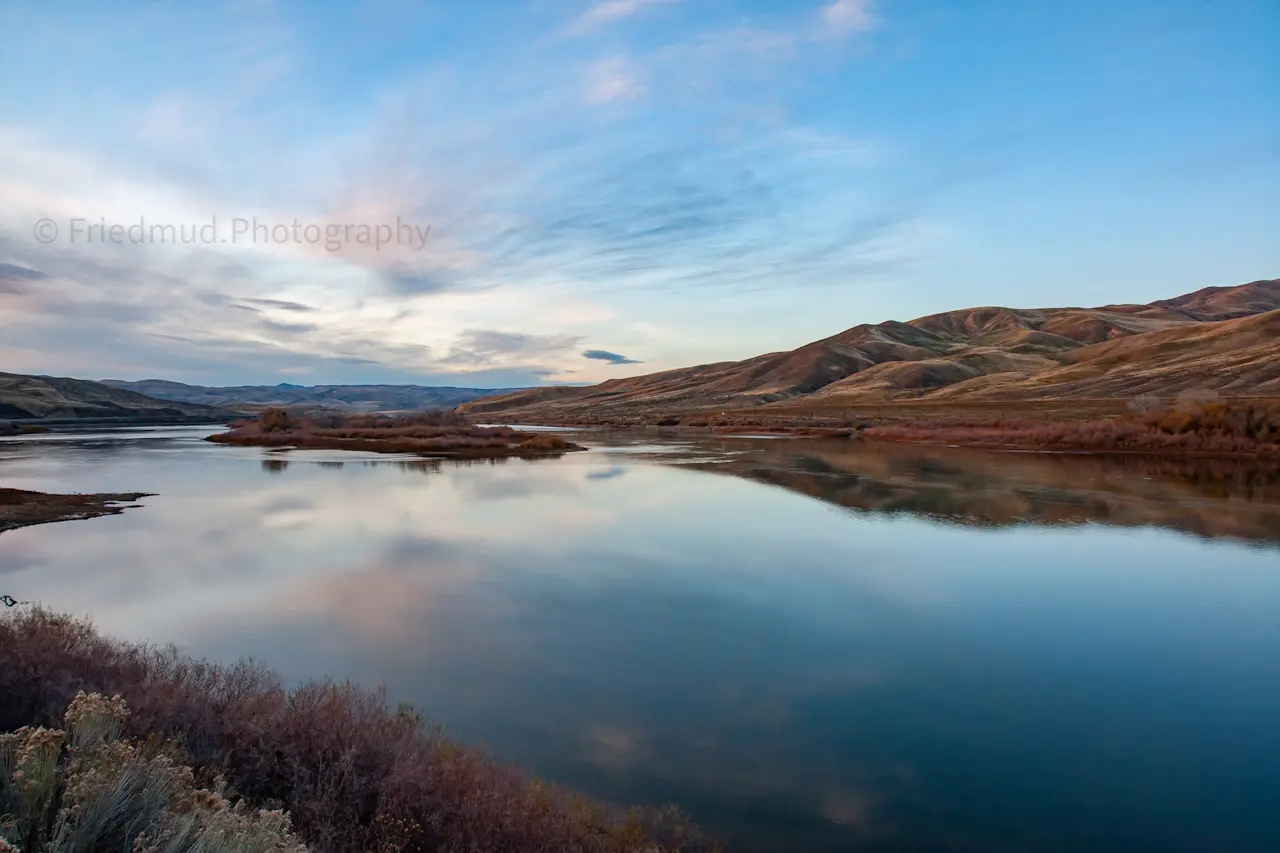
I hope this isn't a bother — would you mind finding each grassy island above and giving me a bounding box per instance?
[206,409,587,459]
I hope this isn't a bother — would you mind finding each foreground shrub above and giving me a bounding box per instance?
[1,691,306,853]
[0,609,713,853]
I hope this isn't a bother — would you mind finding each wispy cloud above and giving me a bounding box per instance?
[0,0,919,386]
[0,261,47,295]
[444,329,585,368]
[564,0,679,37]
[238,297,316,313]
[821,0,879,36]
[583,55,647,104]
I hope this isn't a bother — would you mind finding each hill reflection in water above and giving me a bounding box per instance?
[657,438,1280,545]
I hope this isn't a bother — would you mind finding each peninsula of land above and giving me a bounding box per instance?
[0,487,153,534]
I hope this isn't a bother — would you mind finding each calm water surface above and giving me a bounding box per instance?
[2,425,1279,852]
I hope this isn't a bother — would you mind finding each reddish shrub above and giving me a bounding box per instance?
[261,407,294,432]
[863,400,1280,456]
[0,608,715,853]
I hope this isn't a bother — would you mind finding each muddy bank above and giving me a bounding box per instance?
[0,488,153,534]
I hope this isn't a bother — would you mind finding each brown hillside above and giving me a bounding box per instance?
[0,372,224,420]
[1149,278,1280,319]
[460,278,1280,420]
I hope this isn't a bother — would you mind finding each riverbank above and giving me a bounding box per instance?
[859,399,1279,456]
[0,487,153,534]
[474,417,865,439]
[206,409,587,458]
[0,607,714,853]
[484,399,1279,458]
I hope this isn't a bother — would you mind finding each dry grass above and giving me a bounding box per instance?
[863,400,1280,456]
[206,410,586,459]
[0,608,715,853]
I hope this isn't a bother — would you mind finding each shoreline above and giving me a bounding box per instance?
[476,419,865,439]
[0,487,153,534]
[475,418,1280,459]
[1,609,713,852]
[856,435,1280,459]
[476,400,1280,460]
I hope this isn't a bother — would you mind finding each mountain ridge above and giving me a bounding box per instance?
[0,372,228,420]
[99,379,534,413]
[459,278,1280,419]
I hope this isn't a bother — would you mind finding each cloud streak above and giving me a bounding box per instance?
[583,349,641,365]
[238,297,316,313]
[564,0,679,37]
[0,0,918,386]
[822,0,878,36]
[444,330,585,368]
[583,56,647,104]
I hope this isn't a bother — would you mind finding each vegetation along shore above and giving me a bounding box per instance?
[0,607,717,853]
[476,397,1280,458]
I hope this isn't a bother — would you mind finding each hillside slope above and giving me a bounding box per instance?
[461,278,1279,419]
[0,373,226,420]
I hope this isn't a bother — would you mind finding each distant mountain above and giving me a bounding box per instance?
[460,278,1280,419]
[0,372,227,420]
[99,379,534,413]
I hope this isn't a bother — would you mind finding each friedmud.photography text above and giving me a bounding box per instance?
[31,215,431,252]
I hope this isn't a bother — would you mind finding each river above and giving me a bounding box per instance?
[2,425,1278,852]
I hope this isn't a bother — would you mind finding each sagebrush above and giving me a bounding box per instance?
[1,691,307,853]
[0,608,713,853]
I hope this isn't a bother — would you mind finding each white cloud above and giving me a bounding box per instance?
[565,0,678,37]
[821,0,878,35]
[0,0,913,386]
[583,56,647,104]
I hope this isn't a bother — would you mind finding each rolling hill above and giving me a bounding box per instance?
[99,380,533,413]
[460,278,1280,420]
[0,373,227,420]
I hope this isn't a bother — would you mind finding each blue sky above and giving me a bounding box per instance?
[1,0,1276,387]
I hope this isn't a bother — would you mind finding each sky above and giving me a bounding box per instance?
[1,0,1277,388]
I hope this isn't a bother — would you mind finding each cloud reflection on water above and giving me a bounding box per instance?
[2,429,1279,851]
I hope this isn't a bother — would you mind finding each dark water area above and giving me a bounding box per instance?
[2,425,1279,852]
